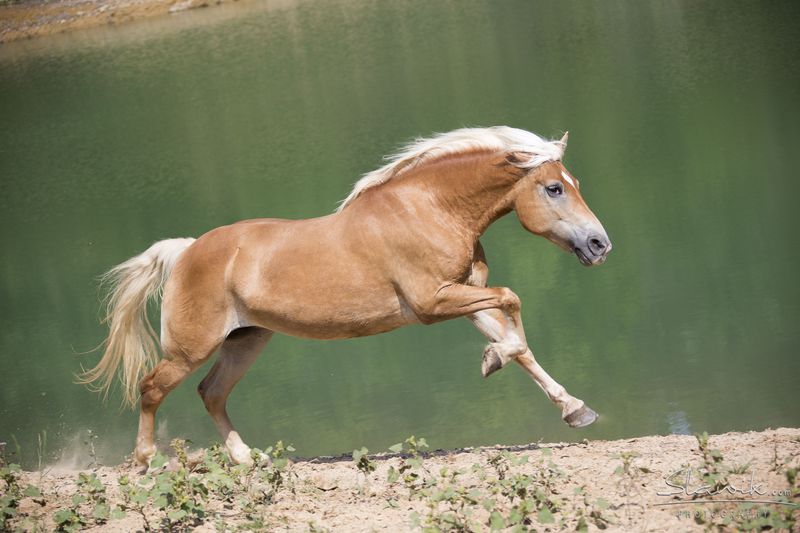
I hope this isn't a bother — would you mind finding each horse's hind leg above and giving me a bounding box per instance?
[197,327,272,464]
[135,334,223,465]
[136,358,210,465]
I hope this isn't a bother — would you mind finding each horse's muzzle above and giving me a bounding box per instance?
[574,234,612,266]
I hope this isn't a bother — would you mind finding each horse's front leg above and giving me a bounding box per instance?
[401,278,597,427]
[469,307,598,428]
[463,243,597,427]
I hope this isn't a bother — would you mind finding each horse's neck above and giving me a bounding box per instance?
[395,151,520,237]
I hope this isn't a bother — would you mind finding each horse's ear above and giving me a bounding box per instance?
[558,131,569,152]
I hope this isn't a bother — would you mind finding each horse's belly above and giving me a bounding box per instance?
[259,313,413,340]
[234,268,418,340]
[246,290,417,340]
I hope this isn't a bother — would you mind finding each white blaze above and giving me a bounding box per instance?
[561,170,576,189]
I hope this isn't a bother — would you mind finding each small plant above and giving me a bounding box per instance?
[117,473,153,531]
[1,462,23,530]
[53,471,125,532]
[77,472,125,524]
[198,444,237,502]
[484,448,579,530]
[259,440,296,502]
[695,432,728,494]
[1,452,45,532]
[685,434,799,532]
[415,466,485,531]
[117,441,210,530]
[35,431,48,474]
[352,447,376,478]
[386,435,430,497]
[306,520,330,532]
[572,486,610,531]
[152,439,209,528]
[389,435,428,458]
[612,450,645,515]
[406,446,595,532]
[52,505,87,532]
[785,465,799,500]
[83,430,98,469]
[692,502,796,531]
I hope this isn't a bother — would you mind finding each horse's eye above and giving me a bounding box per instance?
[546,184,563,197]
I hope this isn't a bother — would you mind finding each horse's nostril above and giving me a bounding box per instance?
[588,236,608,255]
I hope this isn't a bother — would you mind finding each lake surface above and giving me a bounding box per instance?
[1,0,798,467]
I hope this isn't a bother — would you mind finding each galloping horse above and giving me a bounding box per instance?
[81,126,612,466]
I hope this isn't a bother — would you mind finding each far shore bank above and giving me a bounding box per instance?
[4,428,799,531]
[0,0,244,44]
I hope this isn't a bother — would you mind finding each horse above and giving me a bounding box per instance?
[80,126,612,466]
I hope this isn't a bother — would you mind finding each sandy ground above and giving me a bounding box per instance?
[0,0,241,43]
[5,427,799,531]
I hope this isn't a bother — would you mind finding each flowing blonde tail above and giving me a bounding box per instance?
[79,238,196,409]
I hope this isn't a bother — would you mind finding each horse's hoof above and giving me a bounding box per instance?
[481,345,504,378]
[563,404,598,428]
[229,445,255,466]
[134,443,157,467]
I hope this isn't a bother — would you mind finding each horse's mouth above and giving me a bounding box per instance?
[574,247,606,267]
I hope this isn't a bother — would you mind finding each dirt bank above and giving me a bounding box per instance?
[3,428,798,531]
[0,0,240,44]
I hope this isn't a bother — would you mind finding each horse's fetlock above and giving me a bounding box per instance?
[507,342,527,358]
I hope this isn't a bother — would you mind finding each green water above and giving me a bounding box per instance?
[1,0,798,467]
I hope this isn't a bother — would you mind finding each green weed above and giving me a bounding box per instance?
[352,446,376,478]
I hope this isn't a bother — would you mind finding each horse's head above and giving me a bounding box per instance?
[509,134,612,266]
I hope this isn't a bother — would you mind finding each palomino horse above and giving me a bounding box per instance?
[81,126,612,465]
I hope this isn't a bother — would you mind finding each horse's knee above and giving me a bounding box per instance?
[498,288,521,312]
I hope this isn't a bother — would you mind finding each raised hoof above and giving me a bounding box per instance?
[481,345,504,378]
[563,404,598,428]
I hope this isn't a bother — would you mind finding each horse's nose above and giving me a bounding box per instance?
[587,234,611,256]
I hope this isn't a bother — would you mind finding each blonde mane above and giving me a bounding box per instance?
[337,126,566,212]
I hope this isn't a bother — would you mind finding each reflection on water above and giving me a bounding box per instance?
[0,0,798,466]
[667,407,692,436]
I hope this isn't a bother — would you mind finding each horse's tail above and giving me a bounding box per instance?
[78,238,196,409]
